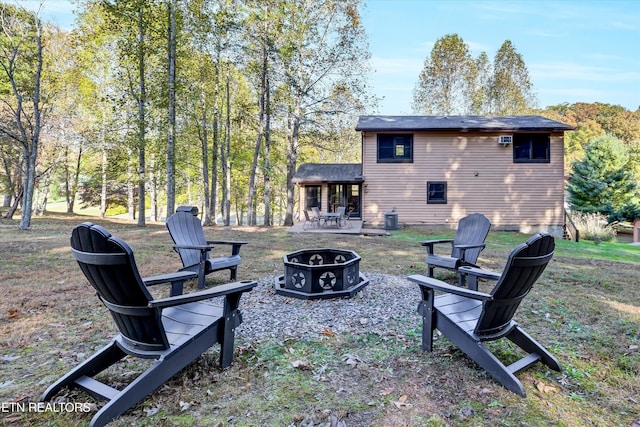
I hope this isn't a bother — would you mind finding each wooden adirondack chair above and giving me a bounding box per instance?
[166,206,248,289]
[408,233,561,396]
[420,212,491,287]
[41,222,257,427]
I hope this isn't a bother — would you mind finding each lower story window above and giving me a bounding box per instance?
[427,181,447,204]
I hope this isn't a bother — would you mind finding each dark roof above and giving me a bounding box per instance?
[355,115,575,132]
[293,163,363,184]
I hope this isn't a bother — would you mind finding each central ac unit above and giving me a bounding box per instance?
[498,135,513,145]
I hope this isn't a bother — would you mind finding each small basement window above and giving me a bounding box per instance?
[377,134,413,163]
[427,181,447,204]
[513,133,550,163]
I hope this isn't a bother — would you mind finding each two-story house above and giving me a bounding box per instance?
[293,115,574,235]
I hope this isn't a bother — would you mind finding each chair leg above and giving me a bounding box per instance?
[417,287,435,352]
[88,351,199,427]
[197,262,206,290]
[507,326,562,372]
[41,340,126,403]
[437,321,527,396]
[219,292,244,368]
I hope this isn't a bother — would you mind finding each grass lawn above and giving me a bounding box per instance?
[0,213,639,426]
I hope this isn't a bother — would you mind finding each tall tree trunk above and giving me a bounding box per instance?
[136,5,146,227]
[100,147,107,218]
[166,0,177,218]
[263,74,271,226]
[127,150,135,220]
[18,16,44,230]
[284,100,301,227]
[149,155,158,221]
[247,40,268,226]
[198,57,211,225]
[209,58,219,226]
[222,69,231,226]
[66,142,83,214]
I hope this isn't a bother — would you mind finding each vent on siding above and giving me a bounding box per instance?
[498,135,513,145]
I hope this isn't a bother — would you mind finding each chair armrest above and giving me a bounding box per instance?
[172,243,214,251]
[420,239,453,255]
[454,243,486,250]
[149,280,258,309]
[458,266,501,281]
[143,271,198,287]
[420,239,453,246]
[206,240,249,246]
[407,274,493,301]
[206,241,248,256]
[454,243,486,265]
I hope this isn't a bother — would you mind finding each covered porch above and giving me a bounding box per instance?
[292,163,364,223]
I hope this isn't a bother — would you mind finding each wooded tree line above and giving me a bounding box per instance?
[1,0,371,229]
[1,4,638,230]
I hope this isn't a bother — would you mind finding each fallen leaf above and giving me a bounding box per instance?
[320,328,336,337]
[536,381,558,394]
[460,405,473,416]
[291,360,311,370]
[2,413,22,422]
[342,353,361,367]
[8,309,18,318]
[393,395,412,409]
[145,406,160,417]
[380,387,394,396]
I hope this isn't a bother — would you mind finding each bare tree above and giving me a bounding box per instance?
[0,5,45,229]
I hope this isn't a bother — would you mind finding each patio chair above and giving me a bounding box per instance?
[41,222,257,427]
[408,232,561,396]
[420,212,490,288]
[303,210,320,229]
[166,206,248,289]
[341,208,353,228]
[336,206,346,227]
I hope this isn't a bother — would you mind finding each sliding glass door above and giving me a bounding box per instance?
[328,184,361,218]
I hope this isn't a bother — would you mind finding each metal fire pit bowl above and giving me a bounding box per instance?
[275,248,369,300]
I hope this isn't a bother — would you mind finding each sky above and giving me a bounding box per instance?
[16,0,640,115]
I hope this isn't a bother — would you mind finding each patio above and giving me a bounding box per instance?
[287,220,388,236]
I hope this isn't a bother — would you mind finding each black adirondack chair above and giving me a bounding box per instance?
[41,222,257,427]
[166,206,248,289]
[408,233,561,396]
[420,212,491,287]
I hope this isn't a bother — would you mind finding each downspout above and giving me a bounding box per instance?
[361,131,365,224]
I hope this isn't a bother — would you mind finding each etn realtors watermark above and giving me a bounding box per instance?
[2,401,92,413]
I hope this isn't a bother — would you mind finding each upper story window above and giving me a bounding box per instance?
[513,133,550,163]
[377,134,413,163]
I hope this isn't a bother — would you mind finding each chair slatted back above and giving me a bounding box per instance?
[70,223,168,351]
[166,208,207,269]
[476,233,555,337]
[451,213,491,264]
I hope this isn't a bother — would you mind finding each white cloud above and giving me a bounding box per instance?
[531,61,640,83]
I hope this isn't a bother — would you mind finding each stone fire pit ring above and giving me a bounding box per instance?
[275,248,369,300]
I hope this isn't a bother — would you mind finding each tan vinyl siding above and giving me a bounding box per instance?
[362,131,565,232]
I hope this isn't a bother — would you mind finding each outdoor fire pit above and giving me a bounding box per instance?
[275,248,369,299]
